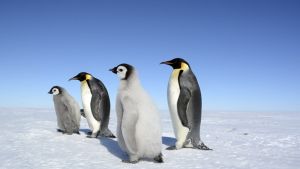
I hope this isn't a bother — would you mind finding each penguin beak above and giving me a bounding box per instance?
[48,90,52,94]
[160,60,173,65]
[69,76,78,81]
[109,67,118,74]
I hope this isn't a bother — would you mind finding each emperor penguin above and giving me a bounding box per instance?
[161,58,211,150]
[110,64,163,164]
[69,72,115,138]
[48,86,81,135]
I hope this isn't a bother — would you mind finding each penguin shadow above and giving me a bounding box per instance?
[79,129,126,159]
[162,136,176,147]
[97,136,176,162]
[98,137,127,160]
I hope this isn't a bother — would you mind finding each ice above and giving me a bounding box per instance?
[0,108,299,169]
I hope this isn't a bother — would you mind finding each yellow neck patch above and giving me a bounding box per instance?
[86,74,92,80]
[172,63,190,79]
[181,62,189,71]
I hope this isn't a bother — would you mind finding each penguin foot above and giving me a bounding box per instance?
[108,134,116,138]
[154,153,164,163]
[86,132,98,138]
[195,143,212,150]
[122,159,139,164]
[100,129,116,138]
[74,131,80,135]
[86,135,96,138]
[166,145,177,150]
[100,133,116,138]
[57,129,64,133]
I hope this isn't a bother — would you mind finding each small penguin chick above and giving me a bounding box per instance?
[48,86,81,135]
[110,63,163,163]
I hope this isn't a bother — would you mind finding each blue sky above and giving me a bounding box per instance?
[0,0,299,112]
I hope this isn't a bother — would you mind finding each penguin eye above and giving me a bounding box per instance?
[119,69,123,72]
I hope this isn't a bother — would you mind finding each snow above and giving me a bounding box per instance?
[0,108,299,169]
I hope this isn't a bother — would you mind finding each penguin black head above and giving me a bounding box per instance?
[48,86,63,95]
[160,58,190,69]
[109,63,134,80]
[69,72,92,82]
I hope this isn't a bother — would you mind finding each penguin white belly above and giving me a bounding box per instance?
[81,82,100,132]
[167,70,189,147]
[119,88,162,158]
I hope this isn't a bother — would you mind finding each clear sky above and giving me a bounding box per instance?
[0,0,299,112]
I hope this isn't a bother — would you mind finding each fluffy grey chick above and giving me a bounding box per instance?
[48,86,81,134]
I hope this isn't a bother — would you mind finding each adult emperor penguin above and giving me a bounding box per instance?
[110,64,163,163]
[69,72,115,138]
[48,86,81,134]
[161,58,211,150]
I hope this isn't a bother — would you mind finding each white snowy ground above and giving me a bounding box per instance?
[0,108,299,169]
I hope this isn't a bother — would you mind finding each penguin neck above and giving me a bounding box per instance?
[80,80,91,92]
[119,70,141,90]
[80,80,87,86]
[171,63,190,78]
[180,62,190,71]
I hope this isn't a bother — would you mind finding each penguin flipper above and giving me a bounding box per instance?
[177,87,191,128]
[62,110,75,134]
[121,110,138,158]
[61,98,80,132]
[91,93,102,121]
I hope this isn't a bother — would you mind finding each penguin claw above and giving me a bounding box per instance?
[195,143,212,150]
[154,153,164,163]
[166,145,177,150]
[100,129,116,138]
[86,133,98,138]
[100,133,116,138]
[109,134,116,138]
[86,135,96,138]
[57,129,64,133]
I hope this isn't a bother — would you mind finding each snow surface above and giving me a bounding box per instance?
[0,108,299,169]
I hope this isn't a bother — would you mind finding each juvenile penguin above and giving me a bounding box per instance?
[48,86,81,134]
[110,64,163,163]
[69,72,115,138]
[161,58,211,150]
